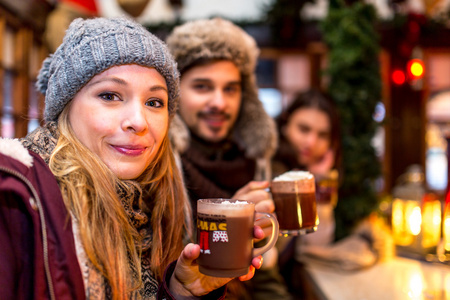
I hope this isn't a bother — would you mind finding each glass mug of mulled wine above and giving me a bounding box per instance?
[271,171,319,236]
[196,199,279,278]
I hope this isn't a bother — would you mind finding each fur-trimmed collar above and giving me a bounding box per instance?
[170,110,277,161]
[0,138,33,167]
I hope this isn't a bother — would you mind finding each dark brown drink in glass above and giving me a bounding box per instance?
[197,199,279,278]
[315,169,339,206]
[272,171,318,235]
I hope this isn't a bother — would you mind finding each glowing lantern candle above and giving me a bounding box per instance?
[392,199,421,246]
[391,165,442,255]
[421,194,442,249]
[409,205,422,236]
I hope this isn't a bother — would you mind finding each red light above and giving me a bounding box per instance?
[392,69,406,85]
[407,59,425,80]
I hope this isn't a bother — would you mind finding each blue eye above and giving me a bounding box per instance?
[146,99,164,108]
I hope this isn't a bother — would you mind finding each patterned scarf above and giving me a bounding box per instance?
[20,122,158,299]
[181,134,256,217]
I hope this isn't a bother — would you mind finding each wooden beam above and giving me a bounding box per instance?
[0,16,5,136]
[12,27,31,138]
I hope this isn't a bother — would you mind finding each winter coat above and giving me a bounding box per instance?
[0,138,225,300]
[0,138,85,300]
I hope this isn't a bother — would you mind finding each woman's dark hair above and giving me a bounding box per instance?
[276,88,341,170]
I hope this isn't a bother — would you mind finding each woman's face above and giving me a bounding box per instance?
[283,107,331,167]
[69,64,169,180]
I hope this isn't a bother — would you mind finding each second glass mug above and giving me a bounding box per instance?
[271,171,319,236]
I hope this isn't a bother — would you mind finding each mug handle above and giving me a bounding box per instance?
[253,212,279,257]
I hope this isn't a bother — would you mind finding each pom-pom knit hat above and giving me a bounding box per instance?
[37,17,180,122]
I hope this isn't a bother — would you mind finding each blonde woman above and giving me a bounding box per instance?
[0,17,262,299]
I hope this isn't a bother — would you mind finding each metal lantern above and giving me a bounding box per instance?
[392,165,442,256]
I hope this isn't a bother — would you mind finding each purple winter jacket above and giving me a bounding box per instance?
[0,140,85,300]
[0,139,226,300]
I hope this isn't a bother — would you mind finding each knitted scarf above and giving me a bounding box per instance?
[181,134,256,217]
[20,122,158,299]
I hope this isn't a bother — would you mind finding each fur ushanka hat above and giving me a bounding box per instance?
[166,18,277,171]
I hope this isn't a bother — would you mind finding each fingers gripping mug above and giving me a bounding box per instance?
[196,199,279,278]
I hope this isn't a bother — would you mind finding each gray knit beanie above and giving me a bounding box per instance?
[37,17,179,122]
[166,18,277,163]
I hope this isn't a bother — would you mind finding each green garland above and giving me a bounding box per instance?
[321,0,382,240]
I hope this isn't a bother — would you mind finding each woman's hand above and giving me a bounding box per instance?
[169,227,265,297]
[308,149,334,176]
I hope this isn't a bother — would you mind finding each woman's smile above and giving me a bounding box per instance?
[111,144,149,156]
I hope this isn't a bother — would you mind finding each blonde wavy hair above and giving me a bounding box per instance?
[49,105,191,299]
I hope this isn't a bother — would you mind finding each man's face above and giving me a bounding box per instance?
[179,60,242,143]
